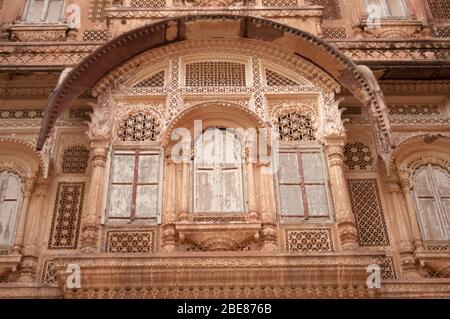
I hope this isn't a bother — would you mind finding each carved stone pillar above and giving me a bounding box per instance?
[246,147,259,222]
[178,161,190,222]
[18,181,47,283]
[386,179,420,277]
[258,163,278,251]
[325,138,359,250]
[80,140,109,253]
[398,170,424,251]
[161,158,177,252]
[80,103,111,253]
[12,175,37,255]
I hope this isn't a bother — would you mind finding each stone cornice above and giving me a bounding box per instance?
[105,7,324,19]
[0,40,449,68]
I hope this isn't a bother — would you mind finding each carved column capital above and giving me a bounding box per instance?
[89,141,109,168]
[398,170,412,192]
[22,175,37,198]
[86,103,112,142]
[324,138,346,167]
[385,179,401,194]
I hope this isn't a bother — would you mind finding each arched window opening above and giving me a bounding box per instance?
[193,128,245,214]
[0,172,23,247]
[413,165,450,241]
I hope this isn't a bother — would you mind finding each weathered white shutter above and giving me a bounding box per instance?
[135,153,160,219]
[0,173,22,246]
[46,0,64,23]
[414,167,445,240]
[386,0,408,17]
[433,167,450,239]
[109,154,134,219]
[193,129,245,213]
[221,166,243,212]
[27,0,45,21]
[278,153,304,217]
[302,152,330,217]
[194,168,216,213]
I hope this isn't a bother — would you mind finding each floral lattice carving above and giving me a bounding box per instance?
[82,30,108,42]
[265,69,300,86]
[427,0,450,20]
[62,146,90,174]
[185,0,243,6]
[285,228,334,252]
[88,0,111,22]
[105,229,156,253]
[262,0,299,7]
[276,112,316,142]
[389,104,440,116]
[185,61,246,87]
[130,0,166,7]
[381,256,397,280]
[347,179,390,247]
[0,109,43,119]
[322,27,347,39]
[133,71,165,88]
[311,0,342,19]
[48,182,85,250]
[344,142,374,170]
[117,112,160,142]
[40,260,57,285]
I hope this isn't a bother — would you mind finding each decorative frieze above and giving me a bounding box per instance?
[104,229,156,254]
[284,227,335,252]
[0,109,43,120]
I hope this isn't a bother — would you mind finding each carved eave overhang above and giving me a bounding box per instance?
[36,14,393,150]
[51,252,386,298]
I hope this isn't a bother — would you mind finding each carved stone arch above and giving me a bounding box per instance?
[37,15,392,150]
[161,100,269,147]
[113,103,164,143]
[405,151,450,176]
[0,161,29,182]
[391,134,450,176]
[0,138,43,179]
[94,40,336,95]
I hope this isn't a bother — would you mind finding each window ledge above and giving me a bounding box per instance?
[175,222,261,252]
[8,22,71,42]
[356,18,425,39]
